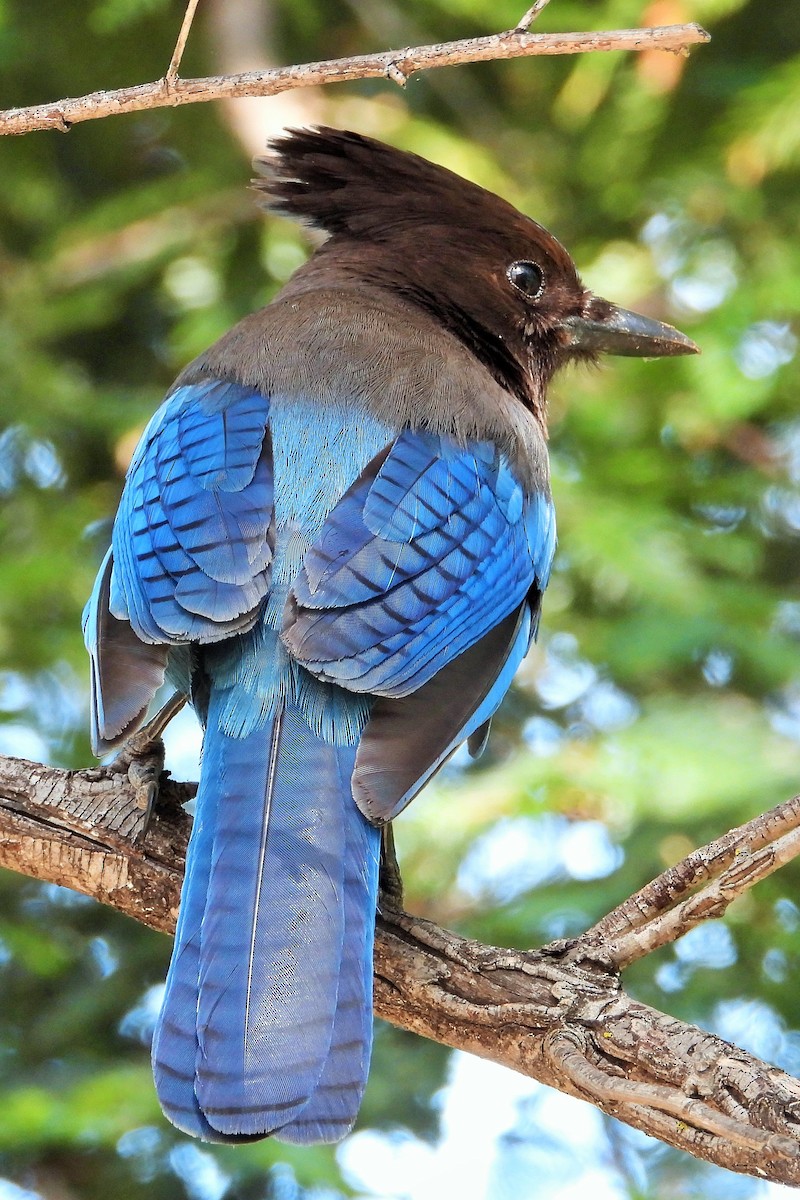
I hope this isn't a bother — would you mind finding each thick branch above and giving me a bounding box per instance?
[0,24,709,137]
[1,752,800,1183]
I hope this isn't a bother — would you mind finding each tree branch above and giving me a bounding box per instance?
[579,795,800,968]
[1,750,800,1183]
[0,22,709,137]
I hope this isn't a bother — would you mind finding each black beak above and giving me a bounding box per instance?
[560,300,699,358]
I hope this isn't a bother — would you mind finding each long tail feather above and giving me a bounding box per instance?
[279,776,380,1144]
[151,693,378,1141]
[151,724,246,1142]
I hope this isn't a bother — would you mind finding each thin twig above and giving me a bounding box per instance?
[166,0,202,82]
[602,822,800,969]
[579,794,800,955]
[515,0,552,33]
[0,23,710,137]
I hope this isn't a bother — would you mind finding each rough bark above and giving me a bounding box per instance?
[2,751,800,1184]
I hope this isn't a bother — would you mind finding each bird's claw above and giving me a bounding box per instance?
[106,692,186,841]
[127,749,162,816]
[109,735,166,843]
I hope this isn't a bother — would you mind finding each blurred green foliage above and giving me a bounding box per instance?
[0,0,799,1197]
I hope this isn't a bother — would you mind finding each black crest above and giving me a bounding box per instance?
[254,127,532,244]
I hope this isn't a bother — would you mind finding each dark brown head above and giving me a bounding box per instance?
[254,128,697,413]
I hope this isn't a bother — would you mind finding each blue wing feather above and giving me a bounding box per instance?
[283,430,555,698]
[110,380,273,644]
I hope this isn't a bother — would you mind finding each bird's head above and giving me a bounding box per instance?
[255,128,697,416]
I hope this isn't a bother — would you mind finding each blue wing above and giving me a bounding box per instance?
[282,428,556,823]
[110,379,274,645]
[84,378,273,751]
[282,429,555,696]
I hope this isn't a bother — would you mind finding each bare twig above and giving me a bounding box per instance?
[580,795,800,967]
[515,0,552,34]
[166,0,202,82]
[0,23,709,137]
[603,823,800,968]
[2,750,800,1182]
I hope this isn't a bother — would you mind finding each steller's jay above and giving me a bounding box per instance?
[84,127,697,1144]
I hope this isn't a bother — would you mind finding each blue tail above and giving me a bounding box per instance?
[151,697,381,1143]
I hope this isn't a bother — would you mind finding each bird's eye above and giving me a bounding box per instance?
[507,261,545,299]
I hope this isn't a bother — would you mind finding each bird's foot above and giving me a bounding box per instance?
[108,737,165,841]
[379,823,404,912]
[108,692,187,841]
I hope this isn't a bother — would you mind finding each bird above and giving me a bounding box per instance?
[83,127,697,1146]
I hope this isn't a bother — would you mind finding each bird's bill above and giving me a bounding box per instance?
[559,302,699,358]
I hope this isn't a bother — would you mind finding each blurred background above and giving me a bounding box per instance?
[1,0,800,1196]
